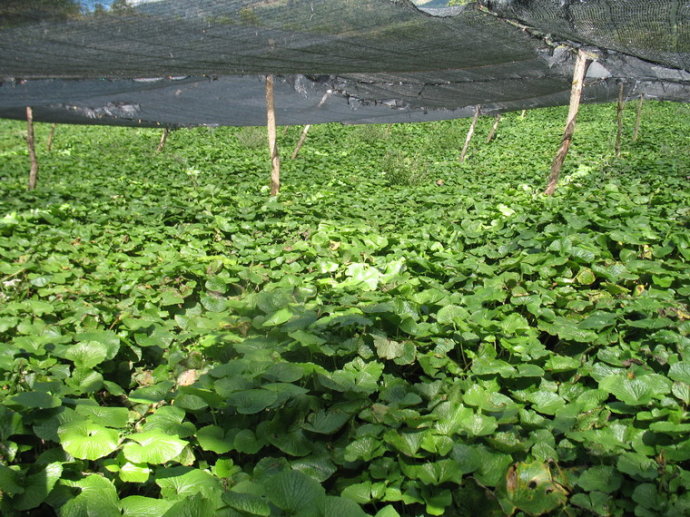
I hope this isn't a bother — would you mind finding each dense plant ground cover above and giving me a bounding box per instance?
[0,102,689,517]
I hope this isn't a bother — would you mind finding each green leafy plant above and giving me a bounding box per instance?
[0,102,689,516]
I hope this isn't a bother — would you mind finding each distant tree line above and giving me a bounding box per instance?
[0,0,132,27]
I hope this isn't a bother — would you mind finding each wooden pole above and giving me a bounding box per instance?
[615,82,625,158]
[156,128,170,153]
[46,123,57,152]
[486,114,501,143]
[544,49,590,196]
[459,105,481,162]
[291,124,311,159]
[265,75,281,196]
[633,95,644,142]
[26,107,39,190]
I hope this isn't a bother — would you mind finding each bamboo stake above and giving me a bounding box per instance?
[520,110,527,119]
[265,75,281,196]
[544,49,590,196]
[26,107,39,190]
[46,123,57,152]
[633,95,644,142]
[615,82,625,158]
[459,105,481,162]
[156,128,170,153]
[486,114,502,143]
[291,124,311,159]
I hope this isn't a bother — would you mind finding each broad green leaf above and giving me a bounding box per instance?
[120,462,151,483]
[291,454,337,482]
[575,268,596,285]
[156,467,221,499]
[60,475,120,517]
[160,493,216,517]
[578,311,617,330]
[122,431,188,464]
[303,409,352,435]
[58,420,120,460]
[436,305,468,327]
[12,462,63,510]
[669,362,690,384]
[227,389,278,414]
[503,461,568,515]
[500,313,530,334]
[576,465,622,493]
[0,464,23,496]
[544,355,580,372]
[341,481,372,505]
[375,505,401,517]
[527,390,565,415]
[223,491,270,516]
[344,436,385,462]
[265,470,325,517]
[121,496,174,517]
[599,374,671,406]
[383,430,424,457]
[373,335,405,360]
[410,459,463,485]
[141,406,195,438]
[617,452,658,480]
[197,425,235,454]
[8,391,61,409]
[262,307,293,327]
[74,405,129,428]
[62,340,110,368]
[323,495,368,517]
[570,491,614,516]
[75,330,120,359]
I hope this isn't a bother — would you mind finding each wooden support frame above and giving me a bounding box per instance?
[544,49,590,196]
[265,75,281,196]
[459,105,481,162]
[291,124,311,159]
[26,107,39,190]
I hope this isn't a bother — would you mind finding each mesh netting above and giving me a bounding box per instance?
[0,0,688,126]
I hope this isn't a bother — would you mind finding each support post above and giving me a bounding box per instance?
[156,128,170,153]
[544,49,590,196]
[615,82,625,158]
[486,114,501,143]
[520,110,527,119]
[46,123,57,152]
[291,124,311,159]
[26,107,39,190]
[265,75,281,196]
[459,105,481,162]
[633,95,644,142]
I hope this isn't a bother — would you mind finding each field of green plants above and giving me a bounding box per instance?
[1,102,689,517]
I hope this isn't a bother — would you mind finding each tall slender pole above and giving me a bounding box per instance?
[156,128,170,153]
[265,75,281,196]
[291,124,311,159]
[486,114,501,143]
[26,107,39,190]
[459,105,481,162]
[615,82,625,158]
[633,95,644,142]
[544,49,590,196]
[46,123,57,152]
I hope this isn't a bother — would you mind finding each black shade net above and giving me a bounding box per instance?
[0,0,688,127]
